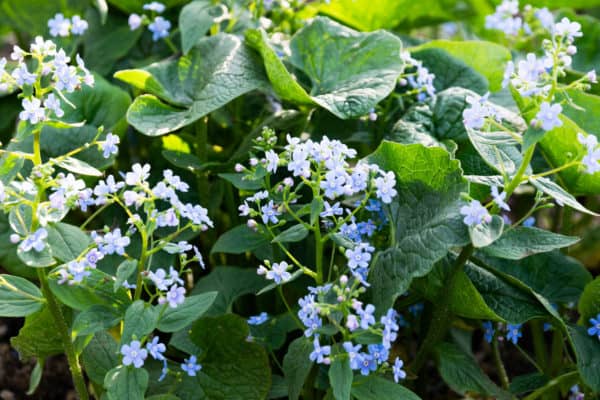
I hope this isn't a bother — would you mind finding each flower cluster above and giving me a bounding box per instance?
[482,321,523,344]
[298,276,406,382]
[0,37,94,123]
[485,0,523,36]
[48,13,88,37]
[128,2,172,41]
[399,51,436,101]
[236,132,396,285]
[578,133,600,174]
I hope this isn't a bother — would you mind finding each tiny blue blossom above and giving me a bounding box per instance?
[160,285,186,308]
[587,313,600,339]
[358,354,377,376]
[309,337,331,364]
[265,261,292,284]
[70,15,88,35]
[101,133,120,158]
[367,344,388,364]
[260,200,280,224]
[19,228,48,253]
[491,186,510,211]
[129,14,142,30]
[143,1,166,13]
[343,342,363,370]
[48,13,71,37]
[506,323,523,344]
[523,217,536,227]
[265,150,279,174]
[482,321,495,343]
[374,171,397,204]
[320,201,343,218]
[146,337,166,360]
[460,200,492,226]
[345,242,374,270]
[148,16,171,41]
[96,228,130,256]
[181,355,202,376]
[357,304,376,329]
[393,358,407,383]
[121,340,148,368]
[534,102,563,131]
[19,98,45,124]
[248,312,269,325]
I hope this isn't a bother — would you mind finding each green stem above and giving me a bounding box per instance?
[315,227,324,285]
[492,337,510,390]
[134,228,149,301]
[523,371,579,400]
[504,145,536,198]
[410,245,474,373]
[195,118,209,207]
[530,320,548,373]
[37,269,89,399]
[31,132,89,400]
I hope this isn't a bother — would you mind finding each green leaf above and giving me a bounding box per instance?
[46,223,91,263]
[179,1,224,54]
[104,365,149,400]
[115,34,267,136]
[245,29,316,105]
[483,227,580,260]
[122,300,159,343]
[162,150,204,172]
[412,40,512,91]
[11,305,68,359]
[27,359,44,395]
[288,17,404,119]
[211,225,270,255]
[83,8,142,76]
[157,292,218,333]
[9,204,32,236]
[81,331,119,385]
[0,274,44,317]
[218,172,264,191]
[48,268,131,312]
[189,314,271,400]
[522,126,546,152]
[190,266,268,316]
[283,337,314,400]
[272,224,309,243]
[412,49,488,95]
[484,251,592,305]
[529,177,598,215]
[509,373,549,396]
[351,376,421,400]
[329,357,352,400]
[579,277,600,323]
[536,115,600,195]
[72,305,121,337]
[56,156,103,177]
[320,0,455,31]
[465,262,549,324]
[114,259,138,292]
[365,141,469,310]
[568,325,600,392]
[435,342,511,399]
[466,128,523,175]
[469,215,504,248]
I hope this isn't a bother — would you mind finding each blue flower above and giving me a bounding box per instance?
[248,312,269,325]
[146,337,166,360]
[374,171,397,204]
[357,304,376,329]
[70,15,88,35]
[148,16,171,41]
[320,201,343,218]
[367,344,389,364]
[265,150,279,174]
[320,170,346,199]
[460,200,492,226]
[260,200,281,224]
[587,313,600,339]
[358,354,377,376]
[265,261,292,284]
[578,132,600,174]
[345,243,374,270]
[143,1,166,13]
[181,355,202,376]
[48,13,71,37]
[160,285,186,308]
[506,323,522,344]
[97,228,130,255]
[393,357,406,383]
[534,102,563,131]
[343,342,363,370]
[128,13,142,30]
[482,321,495,343]
[101,133,120,158]
[491,186,510,211]
[19,228,48,253]
[523,217,536,227]
[309,337,331,364]
[121,340,148,368]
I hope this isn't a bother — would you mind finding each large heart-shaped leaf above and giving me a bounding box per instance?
[115,34,268,136]
[366,141,469,310]
[188,314,271,400]
[247,17,404,119]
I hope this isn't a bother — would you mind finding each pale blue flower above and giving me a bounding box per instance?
[506,323,522,344]
[460,200,492,226]
[44,93,63,118]
[48,13,71,37]
[345,242,374,270]
[125,163,150,186]
[491,185,510,211]
[265,150,279,173]
[71,15,88,35]
[248,312,269,325]
[121,340,148,368]
[148,16,171,41]
[534,102,563,131]
[482,321,495,343]
[374,171,397,204]
[309,337,331,364]
[129,14,142,30]
[393,358,406,382]
[265,261,292,284]
[143,1,166,13]
[101,133,120,158]
[368,344,388,364]
[181,355,202,376]
[587,313,600,339]
[260,200,280,224]
[358,354,377,375]
[146,337,166,360]
[343,342,363,370]
[19,98,45,124]
[19,228,48,253]
[161,285,186,308]
[320,201,343,218]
